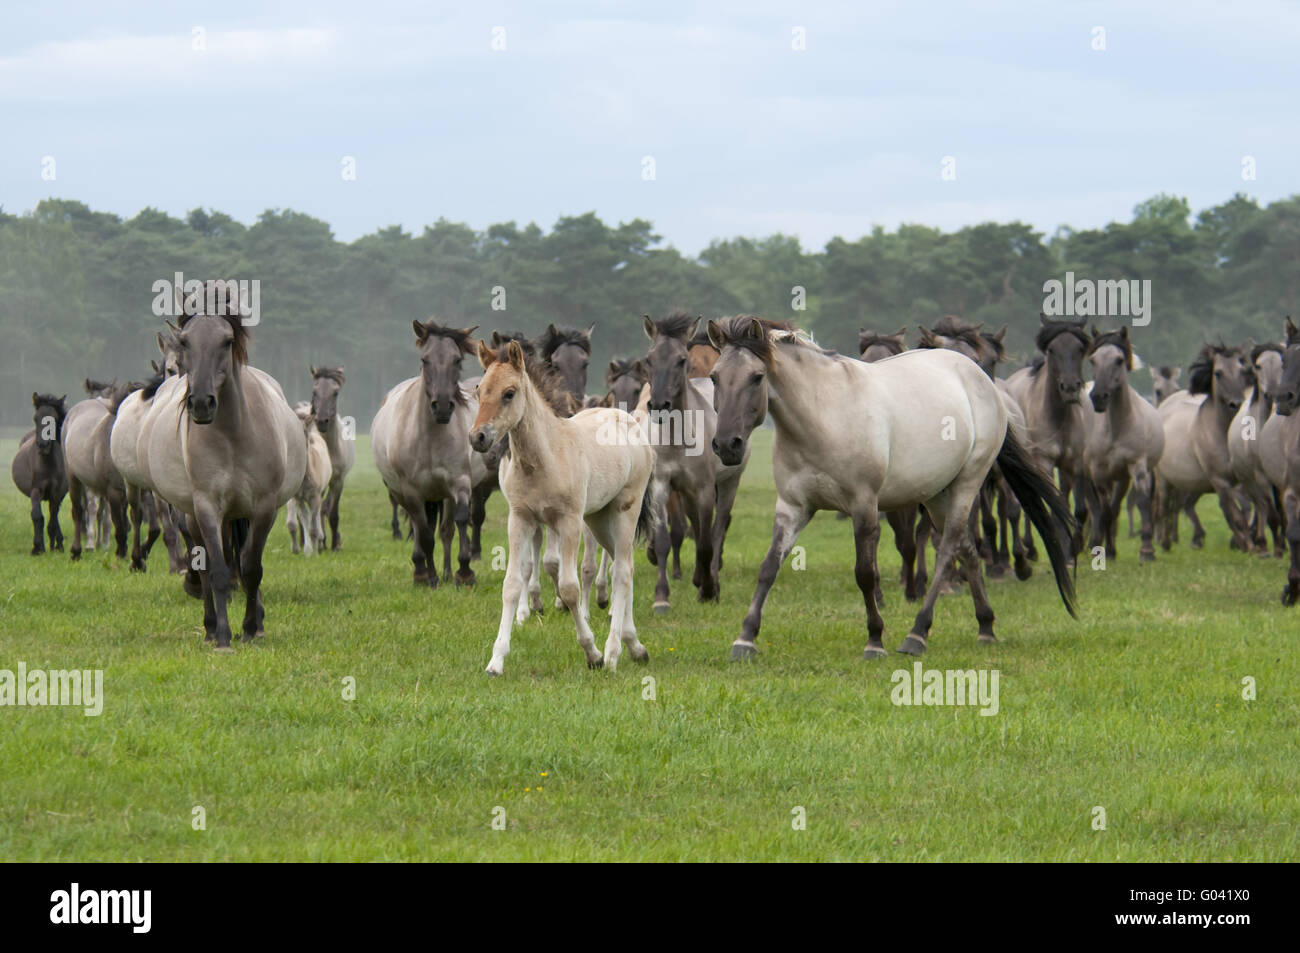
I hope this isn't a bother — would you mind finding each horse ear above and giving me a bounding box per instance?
[687,316,702,342]
[894,325,908,338]
[585,322,596,339]
[83,378,91,392]
[31,392,39,407]
[992,324,1007,342]
[1040,312,1050,325]
[477,340,495,369]
[643,315,656,342]
[706,320,724,351]
[744,317,765,341]
[156,332,166,353]
[151,359,161,373]
[309,364,318,377]
[459,328,479,354]
[507,340,525,369]
[413,320,428,343]
[634,359,647,380]
[1286,316,1299,344]
[601,391,614,408]
[1119,326,1129,341]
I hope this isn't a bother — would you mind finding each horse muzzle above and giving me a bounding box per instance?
[712,435,746,467]
[430,400,455,424]
[469,426,495,453]
[187,394,217,424]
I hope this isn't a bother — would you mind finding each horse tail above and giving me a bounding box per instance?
[229,517,250,580]
[995,428,1078,618]
[634,478,657,543]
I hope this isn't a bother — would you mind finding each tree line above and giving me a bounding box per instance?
[2,192,1298,429]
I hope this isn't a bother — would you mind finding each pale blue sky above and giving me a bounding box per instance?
[4,1,1298,252]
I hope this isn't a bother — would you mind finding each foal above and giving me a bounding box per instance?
[309,366,355,551]
[470,339,655,675]
[10,393,68,554]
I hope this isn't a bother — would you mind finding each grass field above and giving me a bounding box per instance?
[1,428,1296,861]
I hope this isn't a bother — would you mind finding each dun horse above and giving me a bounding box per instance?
[1260,318,1300,602]
[709,316,1076,660]
[309,366,355,551]
[470,339,655,674]
[11,393,68,554]
[138,282,305,650]
[1229,343,1285,555]
[63,382,139,561]
[286,403,333,555]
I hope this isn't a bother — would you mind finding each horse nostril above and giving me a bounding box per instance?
[729,437,743,452]
[711,438,720,454]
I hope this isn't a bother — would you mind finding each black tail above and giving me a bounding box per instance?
[635,480,657,543]
[996,429,1078,618]
[229,517,250,579]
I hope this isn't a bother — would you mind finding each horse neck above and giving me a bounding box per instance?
[505,374,562,472]
[1199,388,1236,432]
[1104,374,1135,426]
[1251,385,1273,422]
[1032,363,1075,428]
[324,413,344,451]
[211,362,250,432]
[767,345,841,440]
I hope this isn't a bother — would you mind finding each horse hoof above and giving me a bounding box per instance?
[1282,587,1297,607]
[897,635,927,656]
[653,602,671,615]
[596,595,610,610]
[730,641,757,661]
[634,650,650,664]
[485,665,502,677]
[1139,551,1155,563]
[455,571,477,587]
[1191,540,1204,550]
[30,547,43,556]
[977,633,997,645]
[671,569,682,580]
[587,657,604,670]
[863,645,888,660]
[70,550,81,561]
[213,645,235,655]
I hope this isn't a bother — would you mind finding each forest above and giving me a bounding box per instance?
[2,191,1297,428]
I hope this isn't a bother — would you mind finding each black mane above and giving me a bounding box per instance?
[537,324,592,359]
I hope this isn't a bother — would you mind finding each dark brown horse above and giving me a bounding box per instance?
[308,365,355,551]
[11,393,68,554]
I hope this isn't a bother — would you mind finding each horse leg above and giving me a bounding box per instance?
[84,494,98,551]
[594,549,610,611]
[49,489,64,551]
[1282,489,1300,606]
[709,475,741,601]
[68,475,86,560]
[731,498,814,660]
[127,483,146,570]
[527,527,545,615]
[668,489,686,580]
[452,487,476,586]
[978,483,997,568]
[853,507,888,658]
[553,517,604,669]
[954,516,997,645]
[1022,502,1038,561]
[1211,478,1252,551]
[186,514,218,642]
[486,511,534,675]
[470,485,488,561]
[239,512,275,641]
[695,487,717,602]
[107,481,129,560]
[191,503,236,649]
[991,478,1011,578]
[29,488,46,555]
[1127,488,1137,538]
[1271,485,1287,558]
[1106,475,1129,559]
[913,508,931,592]
[514,528,539,624]
[651,479,673,614]
[142,490,161,560]
[1185,492,1206,548]
[406,496,439,588]
[900,491,979,656]
[544,529,564,609]
[886,508,918,602]
[286,500,302,554]
[592,501,649,669]
[389,492,403,540]
[579,527,600,622]
[1133,465,1157,562]
[327,478,343,551]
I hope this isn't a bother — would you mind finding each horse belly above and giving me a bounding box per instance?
[111,395,148,488]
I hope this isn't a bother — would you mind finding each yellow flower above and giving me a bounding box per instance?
[541,772,548,777]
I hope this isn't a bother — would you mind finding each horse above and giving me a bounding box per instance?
[1259,319,1300,602]
[138,281,305,650]
[469,338,655,674]
[80,378,117,548]
[1155,344,1253,551]
[858,327,907,363]
[1081,327,1165,561]
[308,365,355,551]
[371,319,482,589]
[708,316,1076,660]
[1152,366,1182,405]
[63,382,140,561]
[286,403,333,555]
[1004,315,1090,560]
[687,326,720,378]
[1228,343,1286,555]
[643,310,749,610]
[11,393,68,554]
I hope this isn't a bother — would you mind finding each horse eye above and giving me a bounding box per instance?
[750,372,764,384]
[503,389,516,401]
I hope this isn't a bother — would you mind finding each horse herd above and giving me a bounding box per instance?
[11,281,1300,672]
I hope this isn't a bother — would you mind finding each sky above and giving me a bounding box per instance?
[3,0,1299,254]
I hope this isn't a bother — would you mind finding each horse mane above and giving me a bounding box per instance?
[606,358,645,387]
[920,316,985,354]
[1034,317,1089,354]
[177,281,251,365]
[486,342,581,417]
[709,315,814,366]
[139,368,167,401]
[537,324,592,359]
[1028,354,1046,376]
[1156,365,1179,380]
[105,381,140,415]
[650,309,700,341]
[1086,329,1134,369]
[312,365,346,385]
[857,328,907,356]
[489,330,538,360]
[1188,344,1242,395]
[1251,342,1283,363]
[33,393,67,425]
[84,378,113,396]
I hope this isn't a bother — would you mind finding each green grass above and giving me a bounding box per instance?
[1,429,1296,861]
